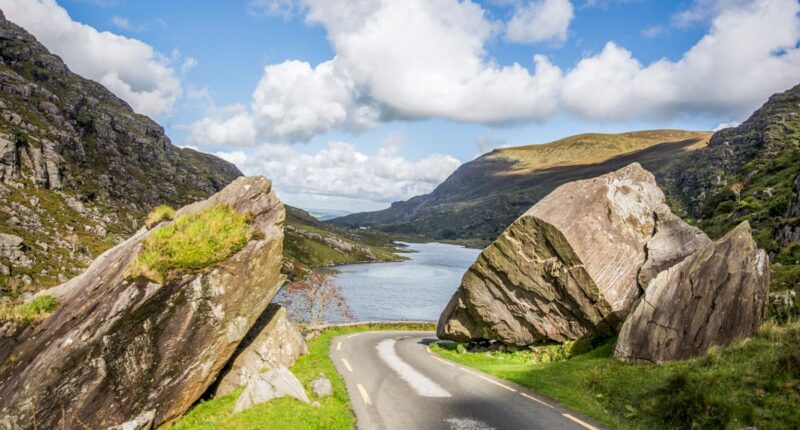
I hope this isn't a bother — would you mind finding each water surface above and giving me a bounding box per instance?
[331,242,481,322]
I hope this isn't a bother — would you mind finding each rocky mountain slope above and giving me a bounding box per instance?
[0,13,401,296]
[663,83,800,294]
[331,130,710,244]
[0,12,241,293]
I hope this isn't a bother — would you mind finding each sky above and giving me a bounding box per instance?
[2,0,799,212]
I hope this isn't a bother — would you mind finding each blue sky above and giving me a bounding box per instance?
[4,0,800,211]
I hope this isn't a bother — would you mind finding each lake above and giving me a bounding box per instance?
[330,242,481,322]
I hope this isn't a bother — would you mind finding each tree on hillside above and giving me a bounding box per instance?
[280,273,353,325]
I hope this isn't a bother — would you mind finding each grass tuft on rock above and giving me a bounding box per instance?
[144,205,176,229]
[127,205,253,283]
[0,295,59,325]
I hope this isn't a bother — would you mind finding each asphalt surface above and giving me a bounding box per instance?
[330,331,606,430]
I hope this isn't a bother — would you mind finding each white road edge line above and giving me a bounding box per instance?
[356,383,372,405]
[345,333,360,339]
[520,392,553,408]
[336,341,342,351]
[459,367,517,392]
[562,413,599,430]
[341,358,353,372]
[377,339,451,397]
[431,355,455,367]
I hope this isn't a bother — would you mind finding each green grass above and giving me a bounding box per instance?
[432,322,800,430]
[0,295,59,325]
[170,322,434,430]
[127,205,252,283]
[145,205,176,229]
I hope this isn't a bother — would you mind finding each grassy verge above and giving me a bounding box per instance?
[169,322,434,430]
[431,322,800,430]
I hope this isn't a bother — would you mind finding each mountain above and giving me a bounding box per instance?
[283,205,404,276]
[0,13,399,296]
[331,130,711,245]
[664,83,800,292]
[0,12,242,293]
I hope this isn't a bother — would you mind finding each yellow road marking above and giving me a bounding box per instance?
[562,414,599,430]
[459,367,517,392]
[357,383,372,405]
[431,355,455,367]
[520,392,553,408]
[341,358,353,372]
[336,341,342,351]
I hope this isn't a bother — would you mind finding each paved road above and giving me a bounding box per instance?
[330,331,606,430]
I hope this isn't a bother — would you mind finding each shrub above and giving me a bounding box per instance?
[127,205,253,283]
[280,273,353,325]
[0,295,59,325]
[144,205,176,229]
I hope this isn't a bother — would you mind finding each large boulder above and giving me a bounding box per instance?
[233,367,309,414]
[438,163,709,345]
[214,304,308,397]
[614,222,769,363]
[0,176,285,429]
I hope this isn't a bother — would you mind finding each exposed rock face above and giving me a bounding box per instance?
[438,163,709,345]
[789,172,800,218]
[233,367,310,414]
[0,177,285,429]
[0,13,241,291]
[614,222,769,363]
[214,304,308,397]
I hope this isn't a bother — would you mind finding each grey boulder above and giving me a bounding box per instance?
[311,375,333,398]
[233,367,310,413]
[214,304,309,397]
[614,221,769,363]
[438,163,708,345]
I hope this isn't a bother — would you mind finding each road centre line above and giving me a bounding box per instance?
[336,341,342,351]
[458,367,517,392]
[562,414,600,430]
[357,383,372,405]
[341,358,353,372]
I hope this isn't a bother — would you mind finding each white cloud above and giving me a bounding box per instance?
[243,0,562,142]
[187,0,799,144]
[251,59,378,141]
[218,140,461,204]
[0,0,182,118]
[111,16,130,30]
[672,0,754,27]
[506,0,575,44]
[713,121,740,131]
[180,57,198,74]
[641,25,665,39]
[562,0,800,121]
[247,0,305,19]
[475,132,507,154]
[185,104,258,147]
